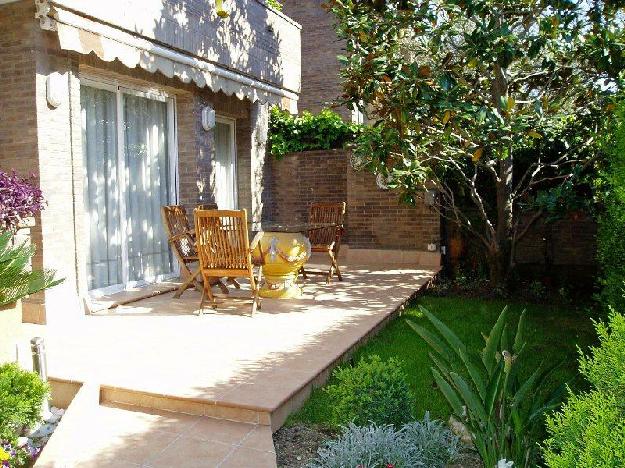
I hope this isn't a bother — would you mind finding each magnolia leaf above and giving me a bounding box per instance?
[507,96,515,112]
[418,65,432,77]
[472,147,483,162]
[442,110,452,125]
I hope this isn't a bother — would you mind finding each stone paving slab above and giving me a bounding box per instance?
[36,397,276,468]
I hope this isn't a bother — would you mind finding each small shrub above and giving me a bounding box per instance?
[543,311,625,467]
[401,413,461,467]
[597,99,625,311]
[543,391,625,468]
[0,363,49,442]
[578,310,625,396]
[309,415,459,468]
[310,423,409,468]
[326,356,414,427]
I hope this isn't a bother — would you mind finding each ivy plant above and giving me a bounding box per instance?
[268,107,361,159]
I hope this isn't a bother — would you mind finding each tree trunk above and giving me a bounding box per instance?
[489,157,514,287]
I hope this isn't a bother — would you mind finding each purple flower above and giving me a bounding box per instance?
[0,170,45,232]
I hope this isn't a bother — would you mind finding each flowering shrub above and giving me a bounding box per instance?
[0,440,39,468]
[0,171,45,232]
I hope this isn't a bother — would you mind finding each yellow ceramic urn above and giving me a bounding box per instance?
[251,231,311,299]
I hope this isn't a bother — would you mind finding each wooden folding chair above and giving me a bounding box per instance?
[194,209,262,314]
[161,205,228,298]
[301,202,346,283]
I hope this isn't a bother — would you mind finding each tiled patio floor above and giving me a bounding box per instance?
[36,401,276,468]
[23,261,437,467]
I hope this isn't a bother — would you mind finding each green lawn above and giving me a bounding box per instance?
[287,295,600,427]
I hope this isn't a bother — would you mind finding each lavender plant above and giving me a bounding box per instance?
[309,416,459,468]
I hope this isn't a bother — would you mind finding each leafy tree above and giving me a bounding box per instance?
[327,0,625,285]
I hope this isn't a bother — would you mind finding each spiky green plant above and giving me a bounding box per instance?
[0,231,62,307]
[409,306,564,467]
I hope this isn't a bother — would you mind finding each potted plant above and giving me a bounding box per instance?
[0,171,61,363]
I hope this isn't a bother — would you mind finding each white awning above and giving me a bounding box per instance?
[36,2,299,112]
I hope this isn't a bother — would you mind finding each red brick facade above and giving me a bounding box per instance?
[267,149,440,253]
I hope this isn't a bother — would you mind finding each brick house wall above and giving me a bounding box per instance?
[268,149,440,263]
[280,0,351,120]
[0,1,52,320]
[347,168,440,251]
[266,150,347,226]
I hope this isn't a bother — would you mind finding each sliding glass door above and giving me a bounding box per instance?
[81,83,177,294]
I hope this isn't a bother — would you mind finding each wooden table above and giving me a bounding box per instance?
[251,222,335,299]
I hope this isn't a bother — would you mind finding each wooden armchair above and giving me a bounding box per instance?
[302,202,346,283]
[161,205,228,298]
[194,209,262,314]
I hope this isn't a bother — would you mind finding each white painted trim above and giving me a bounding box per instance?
[116,90,129,287]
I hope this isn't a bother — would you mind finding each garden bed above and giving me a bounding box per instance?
[278,294,599,467]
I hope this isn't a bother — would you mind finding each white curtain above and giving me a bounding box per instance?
[81,86,121,291]
[81,86,173,290]
[123,94,173,282]
[214,121,237,209]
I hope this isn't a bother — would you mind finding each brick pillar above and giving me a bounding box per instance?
[30,33,83,324]
[177,92,215,216]
[250,102,269,226]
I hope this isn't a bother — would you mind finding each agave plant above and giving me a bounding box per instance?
[409,306,565,468]
[0,231,62,307]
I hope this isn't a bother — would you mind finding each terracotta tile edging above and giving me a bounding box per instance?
[268,267,441,430]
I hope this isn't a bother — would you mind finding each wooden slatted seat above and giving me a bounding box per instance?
[302,202,346,283]
[194,209,262,314]
[161,205,228,298]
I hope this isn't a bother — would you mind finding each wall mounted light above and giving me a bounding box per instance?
[46,72,64,108]
[201,106,216,131]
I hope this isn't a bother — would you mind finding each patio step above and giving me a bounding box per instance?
[37,382,277,467]
[99,385,272,426]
